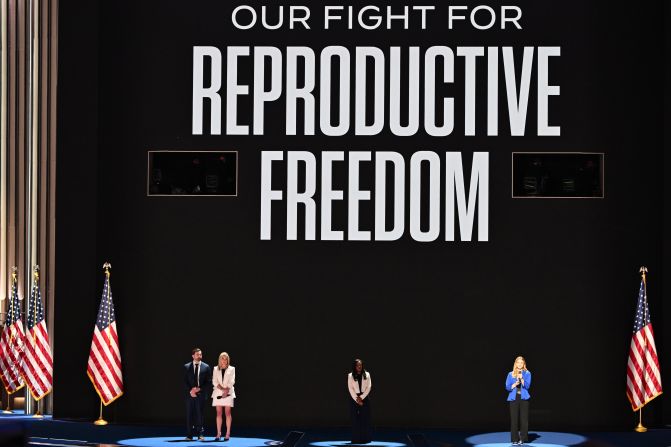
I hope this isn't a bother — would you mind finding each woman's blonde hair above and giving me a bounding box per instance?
[512,356,528,375]
[218,352,231,368]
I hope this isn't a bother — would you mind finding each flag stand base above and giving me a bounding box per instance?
[33,400,44,418]
[3,402,12,414]
[94,417,108,426]
[94,400,108,425]
[635,408,647,432]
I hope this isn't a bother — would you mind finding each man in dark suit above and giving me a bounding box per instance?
[184,348,212,440]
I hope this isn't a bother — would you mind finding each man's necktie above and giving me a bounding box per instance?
[195,364,200,387]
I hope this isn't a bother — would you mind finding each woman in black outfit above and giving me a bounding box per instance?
[347,359,372,444]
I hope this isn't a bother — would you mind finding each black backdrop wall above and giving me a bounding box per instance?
[55,0,669,430]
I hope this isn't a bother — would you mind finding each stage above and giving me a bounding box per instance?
[0,415,667,447]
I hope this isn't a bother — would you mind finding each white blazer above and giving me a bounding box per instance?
[347,372,372,402]
[212,366,236,399]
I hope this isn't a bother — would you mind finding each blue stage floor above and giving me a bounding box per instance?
[0,416,668,447]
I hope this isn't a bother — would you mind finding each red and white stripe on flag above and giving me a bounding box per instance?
[21,320,54,400]
[0,321,26,394]
[87,322,123,405]
[626,322,663,410]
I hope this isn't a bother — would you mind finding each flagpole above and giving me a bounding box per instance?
[3,268,17,414]
[30,266,43,418]
[33,398,42,418]
[105,264,111,349]
[634,266,648,433]
[635,408,647,432]
[94,399,108,425]
[7,267,15,346]
[93,263,112,426]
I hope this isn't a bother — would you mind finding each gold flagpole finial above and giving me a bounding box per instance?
[33,265,40,281]
[103,262,111,279]
[2,267,18,301]
[639,266,647,284]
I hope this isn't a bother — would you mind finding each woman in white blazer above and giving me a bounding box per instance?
[212,352,236,441]
[347,358,372,444]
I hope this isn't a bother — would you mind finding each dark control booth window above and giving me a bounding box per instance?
[147,151,238,196]
[512,153,604,198]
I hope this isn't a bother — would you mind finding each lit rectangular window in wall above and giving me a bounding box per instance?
[512,153,604,198]
[147,151,238,196]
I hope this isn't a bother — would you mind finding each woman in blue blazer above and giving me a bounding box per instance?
[505,356,531,445]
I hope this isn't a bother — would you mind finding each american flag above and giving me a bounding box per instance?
[626,274,663,411]
[87,268,123,405]
[20,268,53,400]
[0,271,26,394]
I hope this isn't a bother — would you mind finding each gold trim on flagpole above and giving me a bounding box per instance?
[94,399,108,425]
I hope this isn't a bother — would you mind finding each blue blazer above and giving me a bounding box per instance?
[184,361,212,398]
[505,370,531,401]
